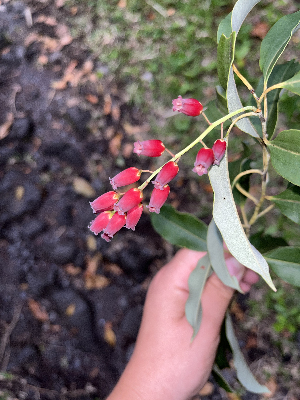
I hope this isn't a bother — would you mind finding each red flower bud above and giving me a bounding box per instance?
[192,148,214,176]
[172,95,203,117]
[101,213,126,242]
[147,185,170,214]
[90,191,119,213]
[212,139,226,165]
[114,188,143,215]
[133,140,165,157]
[152,161,179,190]
[89,211,112,235]
[126,204,143,231]
[109,167,141,190]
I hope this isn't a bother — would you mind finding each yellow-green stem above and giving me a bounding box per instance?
[138,106,257,190]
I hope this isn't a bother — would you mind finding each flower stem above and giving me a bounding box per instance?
[138,106,257,190]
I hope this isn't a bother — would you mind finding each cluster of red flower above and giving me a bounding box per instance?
[89,96,226,241]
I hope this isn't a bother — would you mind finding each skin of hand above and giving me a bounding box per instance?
[107,248,259,400]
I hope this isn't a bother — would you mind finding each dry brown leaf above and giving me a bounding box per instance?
[64,264,82,276]
[104,322,116,347]
[85,94,99,104]
[109,133,123,156]
[65,304,76,316]
[85,275,110,290]
[55,0,66,8]
[118,0,127,8]
[35,15,57,25]
[122,143,133,158]
[56,24,73,47]
[15,186,25,201]
[103,263,123,276]
[167,8,176,16]
[251,22,269,39]
[73,177,96,198]
[199,382,214,396]
[86,235,97,252]
[85,254,102,277]
[263,377,277,398]
[0,112,14,140]
[28,298,49,322]
[123,122,150,136]
[111,105,120,122]
[230,300,245,321]
[104,94,112,115]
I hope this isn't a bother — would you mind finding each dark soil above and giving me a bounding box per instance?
[0,2,299,400]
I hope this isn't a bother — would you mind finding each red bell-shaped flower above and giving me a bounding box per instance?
[109,167,141,190]
[212,139,226,165]
[152,161,179,190]
[101,212,126,242]
[133,140,165,157]
[192,148,214,176]
[172,95,203,117]
[147,185,170,214]
[89,211,112,235]
[126,204,143,231]
[90,191,119,213]
[114,188,143,215]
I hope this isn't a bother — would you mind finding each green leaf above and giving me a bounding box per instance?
[267,129,300,186]
[208,139,276,290]
[217,32,236,91]
[250,231,288,254]
[265,61,300,139]
[225,313,270,394]
[207,219,243,292]
[270,185,300,224]
[217,12,232,43]
[185,254,211,338]
[231,0,261,35]
[215,85,228,115]
[150,204,207,251]
[260,10,300,83]
[212,365,234,393]
[265,247,300,286]
[273,70,300,97]
[227,68,260,138]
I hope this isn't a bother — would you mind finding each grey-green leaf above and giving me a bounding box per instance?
[225,313,270,394]
[217,32,236,91]
[231,0,261,35]
[274,70,300,97]
[267,129,300,186]
[150,204,207,251]
[227,68,259,138]
[207,219,243,293]
[212,365,234,393]
[185,254,211,338]
[208,139,276,290]
[264,247,300,287]
[217,12,232,43]
[260,10,300,83]
[269,185,300,224]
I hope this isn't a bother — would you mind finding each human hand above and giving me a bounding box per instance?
[107,249,258,400]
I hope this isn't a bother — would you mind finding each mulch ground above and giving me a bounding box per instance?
[0,1,299,399]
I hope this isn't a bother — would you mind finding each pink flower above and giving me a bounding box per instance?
[147,185,170,214]
[192,148,214,176]
[126,204,143,231]
[89,211,112,235]
[172,95,203,117]
[90,191,119,213]
[212,139,226,165]
[101,213,126,242]
[152,161,179,190]
[114,188,143,215]
[109,167,141,190]
[133,140,165,157]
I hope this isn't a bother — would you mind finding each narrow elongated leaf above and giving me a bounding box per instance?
[150,204,207,251]
[272,70,300,97]
[227,68,259,138]
[212,365,234,393]
[207,219,243,292]
[267,130,300,186]
[260,10,300,83]
[265,247,300,286]
[185,254,211,338]
[225,313,270,394]
[265,61,300,139]
[217,12,232,43]
[231,0,261,35]
[217,32,236,91]
[270,185,300,224]
[208,139,276,290]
